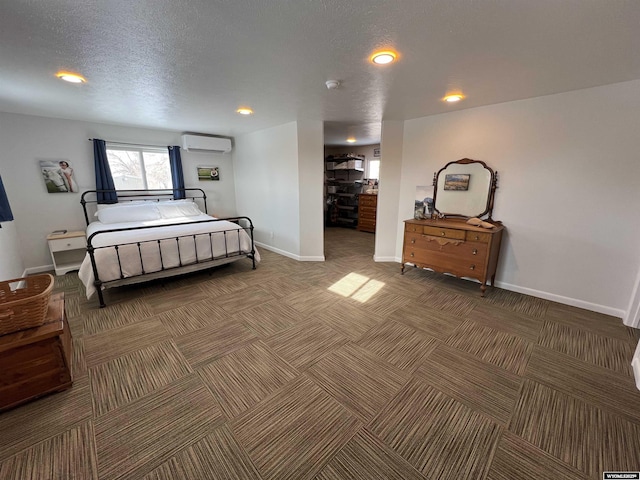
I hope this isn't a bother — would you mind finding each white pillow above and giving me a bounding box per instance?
[96,204,161,224]
[95,200,157,213]
[156,202,202,218]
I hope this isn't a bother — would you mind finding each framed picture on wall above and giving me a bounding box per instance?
[197,166,220,181]
[40,160,79,193]
[373,147,380,157]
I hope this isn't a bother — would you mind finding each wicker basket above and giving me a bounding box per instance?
[0,274,54,336]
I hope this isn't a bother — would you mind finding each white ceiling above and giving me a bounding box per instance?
[1,0,639,146]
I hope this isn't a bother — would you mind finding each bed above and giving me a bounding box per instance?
[78,189,259,307]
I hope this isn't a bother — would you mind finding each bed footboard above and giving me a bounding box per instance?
[86,217,256,308]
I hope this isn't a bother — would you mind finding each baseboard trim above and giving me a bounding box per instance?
[373,256,398,262]
[494,280,625,319]
[255,242,324,262]
[23,265,54,276]
[396,260,624,318]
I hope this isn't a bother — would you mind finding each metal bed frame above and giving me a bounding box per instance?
[80,189,256,307]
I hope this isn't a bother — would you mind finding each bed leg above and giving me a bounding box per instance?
[96,283,106,308]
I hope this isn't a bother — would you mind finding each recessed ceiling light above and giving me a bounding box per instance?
[443,93,464,103]
[236,107,254,115]
[346,138,357,143]
[56,72,86,83]
[371,51,397,65]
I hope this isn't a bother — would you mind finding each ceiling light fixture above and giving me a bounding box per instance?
[56,71,86,83]
[346,138,357,143]
[236,107,254,115]
[443,93,464,103]
[371,51,397,65]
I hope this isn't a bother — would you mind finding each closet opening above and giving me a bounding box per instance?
[322,122,381,261]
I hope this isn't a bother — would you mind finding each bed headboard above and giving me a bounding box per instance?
[80,188,208,225]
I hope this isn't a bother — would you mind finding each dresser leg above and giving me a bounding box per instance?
[480,283,487,297]
[401,264,405,274]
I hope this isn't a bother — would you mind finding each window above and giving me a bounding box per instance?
[367,159,380,180]
[106,146,172,190]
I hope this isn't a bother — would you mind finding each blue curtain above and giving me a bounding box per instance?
[0,176,14,224]
[169,146,185,199]
[93,139,118,204]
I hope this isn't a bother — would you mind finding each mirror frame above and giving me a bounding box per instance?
[432,158,498,220]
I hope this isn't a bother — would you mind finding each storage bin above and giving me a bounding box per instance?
[327,186,337,194]
[326,162,337,170]
[0,274,54,335]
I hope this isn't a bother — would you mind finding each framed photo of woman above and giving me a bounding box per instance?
[40,160,79,193]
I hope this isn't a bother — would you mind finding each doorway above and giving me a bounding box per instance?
[322,139,380,261]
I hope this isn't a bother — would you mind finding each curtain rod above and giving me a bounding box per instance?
[88,138,175,149]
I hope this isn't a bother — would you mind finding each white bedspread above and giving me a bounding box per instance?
[78,214,259,299]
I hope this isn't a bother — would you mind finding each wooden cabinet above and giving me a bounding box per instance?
[357,193,377,233]
[402,218,504,296]
[47,231,86,275]
[0,293,72,411]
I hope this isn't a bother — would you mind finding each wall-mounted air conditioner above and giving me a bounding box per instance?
[181,134,232,153]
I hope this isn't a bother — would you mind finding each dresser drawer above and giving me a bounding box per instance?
[48,236,86,252]
[403,247,486,278]
[465,231,491,243]
[359,195,377,206]
[423,226,466,240]
[359,206,376,218]
[407,235,488,259]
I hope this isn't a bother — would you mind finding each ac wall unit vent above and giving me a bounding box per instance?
[181,134,232,153]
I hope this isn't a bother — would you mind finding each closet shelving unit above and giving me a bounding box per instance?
[325,154,365,228]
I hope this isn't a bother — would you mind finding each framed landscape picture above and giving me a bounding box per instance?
[197,166,220,181]
[443,173,470,191]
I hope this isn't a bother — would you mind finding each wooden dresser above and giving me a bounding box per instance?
[0,292,72,411]
[402,218,504,296]
[357,193,377,233]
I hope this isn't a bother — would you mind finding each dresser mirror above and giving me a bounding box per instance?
[432,158,497,219]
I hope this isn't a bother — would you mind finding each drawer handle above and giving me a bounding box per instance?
[441,232,445,236]
[474,235,479,240]
[470,265,475,270]
[411,239,415,244]
[472,249,477,255]
[410,252,414,257]
[67,243,72,247]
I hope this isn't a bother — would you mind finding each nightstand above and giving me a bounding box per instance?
[47,231,86,275]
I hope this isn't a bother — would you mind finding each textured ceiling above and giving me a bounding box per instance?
[1,0,639,146]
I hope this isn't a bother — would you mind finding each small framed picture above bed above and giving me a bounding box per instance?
[197,166,220,181]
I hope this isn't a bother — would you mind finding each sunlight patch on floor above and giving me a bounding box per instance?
[327,272,385,303]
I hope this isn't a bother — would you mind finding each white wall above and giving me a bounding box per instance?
[375,121,405,262]
[0,111,235,270]
[395,80,640,315]
[0,220,24,280]
[297,121,325,260]
[234,122,301,257]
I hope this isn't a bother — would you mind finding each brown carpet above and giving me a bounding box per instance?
[1,226,639,479]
